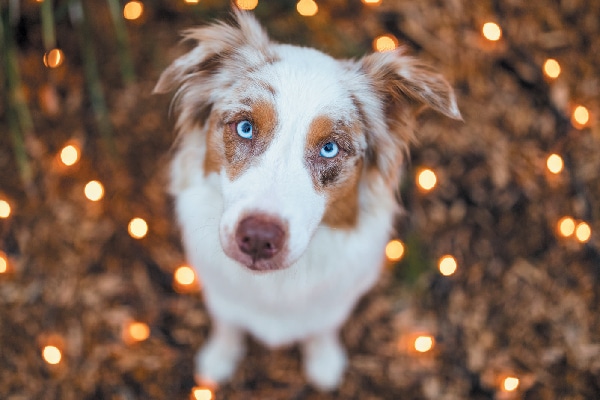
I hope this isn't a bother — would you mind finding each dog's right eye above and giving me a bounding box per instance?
[236,120,253,139]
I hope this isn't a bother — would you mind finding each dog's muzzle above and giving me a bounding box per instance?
[233,214,287,271]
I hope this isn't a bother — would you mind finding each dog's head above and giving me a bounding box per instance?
[155,11,461,272]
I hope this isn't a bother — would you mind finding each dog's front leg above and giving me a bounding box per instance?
[195,319,245,386]
[302,329,347,391]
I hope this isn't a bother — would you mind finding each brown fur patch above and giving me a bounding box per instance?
[224,100,278,180]
[305,116,363,229]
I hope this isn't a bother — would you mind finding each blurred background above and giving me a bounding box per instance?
[1,0,599,399]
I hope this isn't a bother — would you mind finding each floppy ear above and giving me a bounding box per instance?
[360,49,462,122]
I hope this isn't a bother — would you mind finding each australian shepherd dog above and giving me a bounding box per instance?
[155,11,460,391]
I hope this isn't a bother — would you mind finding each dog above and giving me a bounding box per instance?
[154,10,461,391]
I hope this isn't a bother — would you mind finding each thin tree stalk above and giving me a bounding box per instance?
[40,0,57,50]
[106,0,136,84]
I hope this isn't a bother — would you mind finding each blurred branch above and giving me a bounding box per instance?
[106,0,136,85]
[40,0,56,50]
[1,6,34,189]
[69,0,117,159]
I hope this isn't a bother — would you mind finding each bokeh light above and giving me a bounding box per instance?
[543,58,561,79]
[128,218,148,239]
[0,199,11,218]
[126,321,150,342]
[43,48,64,68]
[546,153,563,174]
[123,1,143,20]
[0,251,8,274]
[571,105,590,128]
[191,387,213,400]
[235,0,258,10]
[362,0,382,4]
[414,335,434,353]
[373,34,399,52]
[482,22,502,41]
[502,376,520,392]
[297,0,318,16]
[60,144,80,166]
[557,216,575,237]
[575,221,591,243]
[84,180,104,202]
[438,255,458,276]
[184,0,199,3]
[42,345,62,365]
[385,239,405,262]
[174,265,196,286]
[417,168,437,191]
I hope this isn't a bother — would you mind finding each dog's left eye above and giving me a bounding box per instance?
[236,120,253,139]
[320,141,339,158]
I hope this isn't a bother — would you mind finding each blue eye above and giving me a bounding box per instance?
[236,120,253,139]
[320,141,339,158]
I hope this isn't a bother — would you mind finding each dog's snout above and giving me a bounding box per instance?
[236,216,285,261]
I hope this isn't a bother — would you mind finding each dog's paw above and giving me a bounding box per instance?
[195,325,245,386]
[302,332,347,391]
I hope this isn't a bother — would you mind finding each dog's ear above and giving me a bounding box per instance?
[360,49,462,122]
[153,10,272,94]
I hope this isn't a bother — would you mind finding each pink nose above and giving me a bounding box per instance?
[235,216,285,261]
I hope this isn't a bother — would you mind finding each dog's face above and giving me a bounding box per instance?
[155,12,461,272]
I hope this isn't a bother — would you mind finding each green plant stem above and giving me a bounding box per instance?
[106,0,136,84]
[40,0,57,50]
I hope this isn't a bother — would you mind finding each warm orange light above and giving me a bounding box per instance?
[235,0,258,10]
[482,22,502,41]
[128,217,148,239]
[361,0,382,5]
[385,239,405,262]
[175,265,196,285]
[0,200,11,218]
[571,105,590,128]
[297,0,318,16]
[373,34,398,52]
[575,221,591,243]
[557,216,575,237]
[0,251,8,274]
[123,1,143,20]
[42,345,62,365]
[417,168,437,191]
[84,180,104,202]
[191,387,213,400]
[502,376,520,392]
[546,153,563,174]
[184,0,199,3]
[543,58,561,79]
[60,144,80,166]
[127,321,150,342]
[438,255,457,276]
[414,335,434,353]
[43,48,64,68]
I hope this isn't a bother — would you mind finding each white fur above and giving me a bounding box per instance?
[158,11,460,390]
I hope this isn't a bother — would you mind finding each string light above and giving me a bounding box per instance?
[123,1,144,20]
[361,0,382,5]
[417,168,437,191]
[557,216,575,237]
[0,199,11,218]
[191,387,213,400]
[385,239,405,262]
[502,376,520,392]
[84,180,104,201]
[414,335,434,353]
[235,0,258,10]
[0,251,8,274]
[297,0,318,16]
[543,58,561,79]
[571,105,590,128]
[43,48,64,68]
[184,0,199,3]
[174,265,196,285]
[438,255,457,276]
[59,144,80,166]
[482,22,502,41]
[373,34,398,52]
[575,221,591,243]
[128,217,148,239]
[546,153,564,174]
[124,321,151,342]
[42,345,62,365]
